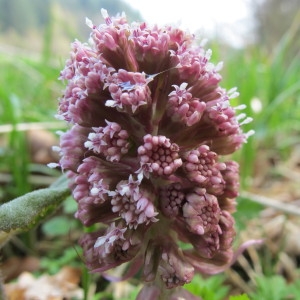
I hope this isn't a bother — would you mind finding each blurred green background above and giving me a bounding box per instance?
[0,0,300,299]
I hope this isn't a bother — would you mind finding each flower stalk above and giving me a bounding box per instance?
[53,9,253,299]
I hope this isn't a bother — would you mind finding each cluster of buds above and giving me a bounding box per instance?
[54,9,253,299]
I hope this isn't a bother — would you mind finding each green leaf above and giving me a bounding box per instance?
[0,178,70,247]
[62,196,78,214]
[185,274,229,300]
[42,215,77,236]
[250,275,290,300]
[40,246,82,274]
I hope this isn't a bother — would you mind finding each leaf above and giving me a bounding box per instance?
[250,275,290,300]
[0,178,70,247]
[287,280,300,299]
[42,216,77,236]
[40,247,82,275]
[184,274,229,300]
[63,196,78,214]
[4,266,83,299]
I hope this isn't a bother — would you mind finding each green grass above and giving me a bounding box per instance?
[0,53,62,202]
[208,12,300,185]
[0,53,61,122]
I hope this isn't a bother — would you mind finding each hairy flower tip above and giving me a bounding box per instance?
[111,178,159,229]
[206,100,238,134]
[138,134,182,177]
[220,161,240,199]
[218,210,236,250]
[167,83,206,126]
[73,157,109,204]
[183,188,221,235]
[59,40,95,81]
[105,69,152,113]
[84,120,130,162]
[130,23,172,63]
[183,145,226,194]
[58,124,90,172]
[80,222,142,272]
[159,182,185,218]
[170,43,220,83]
[58,41,114,124]
[204,88,249,145]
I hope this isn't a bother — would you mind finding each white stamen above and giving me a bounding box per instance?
[52,146,61,152]
[245,130,255,139]
[101,8,112,25]
[90,187,99,196]
[55,114,64,120]
[228,87,239,99]
[240,117,253,126]
[137,172,144,182]
[47,163,59,169]
[94,236,106,248]
[215,61,223,72]
[85,17,93,29]
[235,104,247,110]
[105,100,117,107]
[56,130,65,136]
[236,113,246,121]
[205,49,212,60]
[84,141,93,149]
[101,8,109,19]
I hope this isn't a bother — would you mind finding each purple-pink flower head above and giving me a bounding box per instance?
[55,9,253,296]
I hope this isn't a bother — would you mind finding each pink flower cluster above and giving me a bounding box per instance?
[55,9,252,299]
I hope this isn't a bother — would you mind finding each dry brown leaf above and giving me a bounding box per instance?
[4,267,83,300]
[2,256,40,282]
[26,129,59,164]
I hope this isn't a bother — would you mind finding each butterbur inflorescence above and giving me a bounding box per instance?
[54,9,253,299]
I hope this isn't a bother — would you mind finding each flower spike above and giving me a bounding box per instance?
[55,9,254,297]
